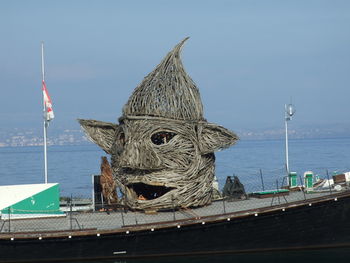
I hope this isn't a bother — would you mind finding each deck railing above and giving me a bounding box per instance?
[1,169,349,234]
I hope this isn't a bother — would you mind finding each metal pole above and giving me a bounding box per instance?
[285,104,290,177]
[43,121,48,184]
[42,42,48,184]
[41,42,45,82]
[284,103,296,181]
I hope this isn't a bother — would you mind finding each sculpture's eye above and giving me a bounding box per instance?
[151,132,176,145]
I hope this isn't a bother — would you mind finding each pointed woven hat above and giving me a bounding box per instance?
[122,37,204,121]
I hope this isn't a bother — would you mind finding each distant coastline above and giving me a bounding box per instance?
[0,125,349,147]
[0,128,88,147]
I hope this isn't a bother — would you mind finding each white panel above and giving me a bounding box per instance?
[0,183,58,210]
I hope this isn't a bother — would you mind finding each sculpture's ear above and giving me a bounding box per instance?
[198,122,239,154]
[78,119,118,154]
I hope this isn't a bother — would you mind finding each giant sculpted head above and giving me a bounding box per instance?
[79,38,238,211]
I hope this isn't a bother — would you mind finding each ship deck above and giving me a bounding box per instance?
[0,189,341,235]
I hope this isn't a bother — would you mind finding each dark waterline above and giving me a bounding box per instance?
[59,247,350,263]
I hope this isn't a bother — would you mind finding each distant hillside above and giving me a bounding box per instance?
[0,124,349,147]
[237,123,350,140]
[0,128,89,147]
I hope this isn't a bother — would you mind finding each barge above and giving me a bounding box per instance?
[1,189,350,262]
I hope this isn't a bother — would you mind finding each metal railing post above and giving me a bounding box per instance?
[299,175,307,200]
[172,195,176,221]
[260,169,265,191]
[281,177,288,204]
[326,169,333,195]
[276,179,281,204]
[69,196,73,230]
[222,198,226,214]
[120,207,125,227]
[8,207,11,233]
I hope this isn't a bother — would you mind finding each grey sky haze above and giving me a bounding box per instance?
[1,0,350,133]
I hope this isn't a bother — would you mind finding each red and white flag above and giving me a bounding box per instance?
[42,80,54,121]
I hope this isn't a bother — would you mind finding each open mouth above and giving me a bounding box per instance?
[127,183,175,200]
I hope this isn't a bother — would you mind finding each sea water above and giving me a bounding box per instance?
[0,137,349,197]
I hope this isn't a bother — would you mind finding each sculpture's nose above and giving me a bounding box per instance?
[118,140,162,170]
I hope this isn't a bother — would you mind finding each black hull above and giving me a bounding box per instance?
[1,192,350,262]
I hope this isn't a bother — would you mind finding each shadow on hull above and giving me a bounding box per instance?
[72,248,350,263]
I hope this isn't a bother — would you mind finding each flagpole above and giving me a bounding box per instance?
[41,42,48,184]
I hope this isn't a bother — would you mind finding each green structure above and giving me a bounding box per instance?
[288,172,298,188]
[304,171,314,190]
[0,183,62,219]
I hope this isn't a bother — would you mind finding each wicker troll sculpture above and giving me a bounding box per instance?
[79,38,238,211]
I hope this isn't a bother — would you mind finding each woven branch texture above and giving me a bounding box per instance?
[123,37,204,121]
[79,38,238,211]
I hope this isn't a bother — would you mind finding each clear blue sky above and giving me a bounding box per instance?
[1,0,349,132]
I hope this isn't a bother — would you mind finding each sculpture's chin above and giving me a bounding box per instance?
[126,182,175,201]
